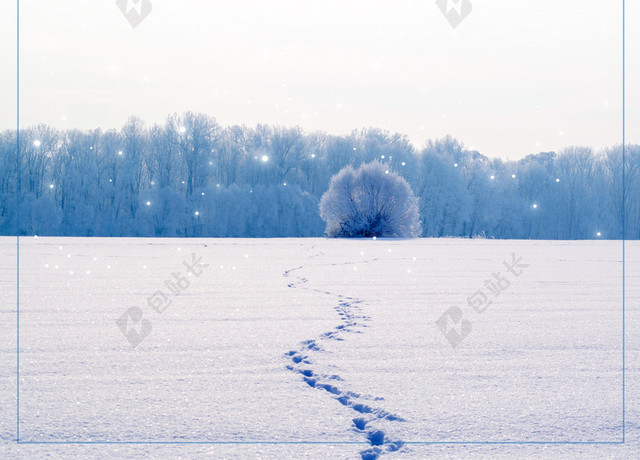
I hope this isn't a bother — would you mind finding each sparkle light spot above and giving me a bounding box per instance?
[146,201,151,206]
[33,140,41,147]
[179,126,187,134]
[261,155,269,162]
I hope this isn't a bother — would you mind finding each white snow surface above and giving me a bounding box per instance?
[0,237,638,459]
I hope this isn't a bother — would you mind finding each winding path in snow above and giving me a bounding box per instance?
[283,246,406,459]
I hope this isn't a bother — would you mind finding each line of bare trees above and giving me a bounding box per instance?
[0,112,637,239]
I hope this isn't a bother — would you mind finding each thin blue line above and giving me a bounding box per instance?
[16,0,20,445]
[13,2,628,447]
[621,0,626,445]
[15,441,626,445]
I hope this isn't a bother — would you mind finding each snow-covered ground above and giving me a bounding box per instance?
[0,237,638,459]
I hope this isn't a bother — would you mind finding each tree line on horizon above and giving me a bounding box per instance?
[0,112,638,239]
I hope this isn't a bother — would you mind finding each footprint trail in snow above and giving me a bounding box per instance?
[283,251,406,459]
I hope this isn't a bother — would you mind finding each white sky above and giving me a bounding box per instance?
[0,0,638,159]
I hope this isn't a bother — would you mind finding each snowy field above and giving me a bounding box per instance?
[0,237,638,459]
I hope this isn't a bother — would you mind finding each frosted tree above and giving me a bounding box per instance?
[415,138,471,237]
[601,145,640,239]
[319,161,421,238]
[166,112,219,196]
[0,131,17,234]
[553,147,596,239]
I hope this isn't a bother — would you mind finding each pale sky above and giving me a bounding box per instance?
[0,0,638,159]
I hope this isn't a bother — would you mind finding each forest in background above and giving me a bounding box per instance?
[1,112,638,239]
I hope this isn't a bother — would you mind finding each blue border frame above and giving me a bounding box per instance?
[15,0,627,445]
[16,0,20,444]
